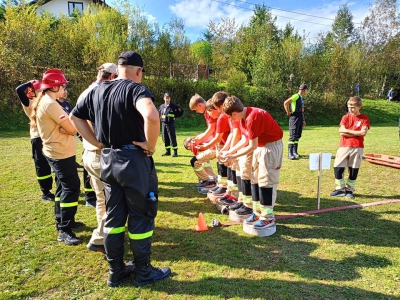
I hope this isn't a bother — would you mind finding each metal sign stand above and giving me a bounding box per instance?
[310,152,332,210]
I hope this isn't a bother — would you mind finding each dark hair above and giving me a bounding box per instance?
[222,95,244,116]
[211,91,228,108]
[101,72,113,80]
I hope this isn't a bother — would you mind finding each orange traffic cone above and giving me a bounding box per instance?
[195,212,209,232]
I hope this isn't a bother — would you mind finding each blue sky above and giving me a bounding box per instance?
[126,0,373,42]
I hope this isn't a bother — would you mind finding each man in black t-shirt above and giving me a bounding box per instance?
[70,51,171,288]
[57,89,97,208]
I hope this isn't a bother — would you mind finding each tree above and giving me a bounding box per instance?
[207,17,238,81]
[232,5,279,84]
[360,0,400,97]
[331,3,359,46]
[190,41,212,65]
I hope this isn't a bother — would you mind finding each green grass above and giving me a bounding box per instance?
[0,123,400,299]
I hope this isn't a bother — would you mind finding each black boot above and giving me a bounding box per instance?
[172,149,178,157]
[287,144,295,160]
[107,261,136,287]
[162,150,171,156]
[293,143,300,159]
[133,255,171,287]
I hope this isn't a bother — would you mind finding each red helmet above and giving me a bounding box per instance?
[31,80,41,90]
[41,69,68,89]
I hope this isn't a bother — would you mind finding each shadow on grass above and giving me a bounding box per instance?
[141,276,394,300]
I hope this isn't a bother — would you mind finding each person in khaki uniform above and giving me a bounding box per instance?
[16,80,54,202]
[30,69,82,245]
[76,62,118,254]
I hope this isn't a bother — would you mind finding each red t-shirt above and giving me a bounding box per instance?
[189,142,198,156]
[216,114,231,145]
[240,107,283,146]
[339,113,370,148]
[204,111,217,140]
[230,119,240,130]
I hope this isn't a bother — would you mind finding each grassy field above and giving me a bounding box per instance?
[1,105,400,299]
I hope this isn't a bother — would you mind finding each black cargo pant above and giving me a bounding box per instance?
[31,137,53,194]
[45,155,80,230]
[288,113,303,142]
[162,122,177,150]
[100,146,158,269]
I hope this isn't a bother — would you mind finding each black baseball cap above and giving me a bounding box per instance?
[164,93,170,97]
[299,84,308,90]
[118,51,145,71]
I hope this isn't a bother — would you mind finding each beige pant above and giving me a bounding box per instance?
[334,147,363,169]
[251,140,283,209]
[194,149,216,181]
[82,149,106,245]
[238,151,253,180]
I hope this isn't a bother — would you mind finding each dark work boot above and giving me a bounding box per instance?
[172,149,178,157]
[107,261,136,287]
[287,144,295,160]
[133,255,171,287]
[293,143,300,159]
[162,150,171,156]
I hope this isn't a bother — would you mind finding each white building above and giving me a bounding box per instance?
[33,0,107,16]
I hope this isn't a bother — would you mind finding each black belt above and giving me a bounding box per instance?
[104,144,140,150]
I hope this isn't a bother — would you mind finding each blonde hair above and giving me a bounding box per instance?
[189,93,205,109]
[183,137,193,150]
[30,90,46,128]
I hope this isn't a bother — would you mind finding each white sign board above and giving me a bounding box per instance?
[309,153,332,170]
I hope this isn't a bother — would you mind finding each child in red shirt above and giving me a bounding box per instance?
[221,96,283,233]
[330,97,370,199]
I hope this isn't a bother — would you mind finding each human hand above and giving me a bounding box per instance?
[196,144,207,151]
[59,127,67,134]
[132,141,155,157]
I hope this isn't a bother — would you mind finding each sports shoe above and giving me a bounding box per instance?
[244,213,259,224]
[85,201,96,208]
[329,189,346,197]
[161,151,171,156]
[196,180,216,188]
[234,205,253,215]
[87,243,106,254]
[41,192,55,202]
[346,191,354,199]
[208,186,220,192]
[212,187,227,196]
[253,218,275,229]
[229,201,243,210]
[57,230,81,245]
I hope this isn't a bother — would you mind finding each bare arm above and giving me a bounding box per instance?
[283,98,292,116]
[69,115,103,148]
[339,125,368,137]
[197,132,223,151]
[133,97,160,154]
[59,118,78,135]
[193,123,216,145]
[221,137,258,163]
[221,134,248,158]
